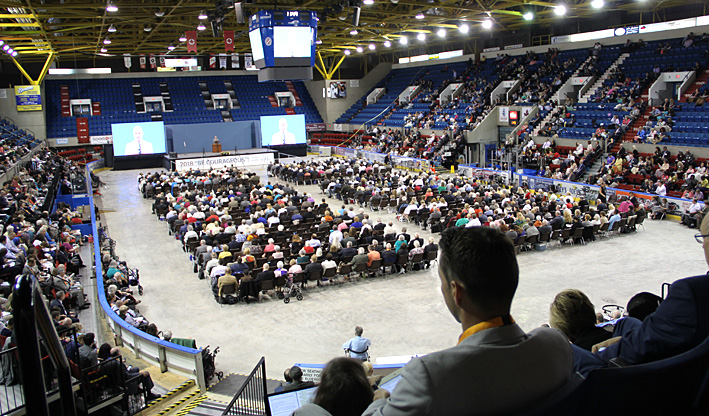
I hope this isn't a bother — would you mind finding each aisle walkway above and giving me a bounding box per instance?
[95,164,706,380]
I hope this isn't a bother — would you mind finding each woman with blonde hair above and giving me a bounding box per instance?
[549,289,611,351]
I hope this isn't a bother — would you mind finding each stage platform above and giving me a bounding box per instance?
[165,148,279,171]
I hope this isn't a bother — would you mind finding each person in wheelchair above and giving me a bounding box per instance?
[98,343,161,402]
[342,326,371,361]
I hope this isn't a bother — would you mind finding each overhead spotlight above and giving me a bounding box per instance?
[356,46,363,53]
[383,40,391,47]
[11,51,17,57]
[316,39,322,44]
[459,23,469,33]
[344,49,351,55]
[106,0,118,12]
[554,5,566,15]
[415,13,425,19]
[103,37,111,44]
[198,10,208,20]
[363,0,374,4]
[368,43,375,50]
[482,19,492,29]
[197,22,206,31]
[100,47,107,53]
[523,12,534,20]
[179,34,187,42]
[417,33,426,41]
[7,48,13,54]
[0,40,4,46]
[399,36,408,45]
[350,29,359,35]
[168,44,176,50]
[155,10,165,17]
[143,25,152,32]
[108,24,116,33]
[591,0,604,8]
[437,28,446,37]
[2,45,8,51]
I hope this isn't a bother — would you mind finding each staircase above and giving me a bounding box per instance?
[579,53,629,103]
[60,85,71,116]
[132,83,146,112]
[285,81,303,106]
[198,81,213,110]
[680,69,709,102]
[267,95,278,107]
[285,108,296,115]
[182,398,229,416]
[224,80,240,109]
[159,81,174,111]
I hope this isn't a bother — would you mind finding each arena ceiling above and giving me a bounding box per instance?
[0,0,694,66]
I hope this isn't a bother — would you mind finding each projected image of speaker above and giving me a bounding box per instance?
[260,114,306,146]
[111,121,167,157]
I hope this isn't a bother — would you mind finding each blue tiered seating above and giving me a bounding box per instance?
[556,103,630,139]
[661,105,709,147]
[45,75,322,139]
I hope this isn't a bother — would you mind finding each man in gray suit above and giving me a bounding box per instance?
[363,226,573,416]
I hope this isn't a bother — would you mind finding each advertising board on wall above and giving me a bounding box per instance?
[15,85,42,111]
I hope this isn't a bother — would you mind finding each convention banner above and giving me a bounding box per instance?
[90,135,112,145]
[174,153,275,171]
[231,53,240,69]
[139,54,146,69]
[123,54,132,69]
[224,30,234,52]
[186,31,197,53]
[305,123,326,132]
[219,55,227,69]
[14,85,42,112]
[149,54,157,69]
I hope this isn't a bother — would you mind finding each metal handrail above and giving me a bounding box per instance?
[221,356,267,416]
[12,274,76,416]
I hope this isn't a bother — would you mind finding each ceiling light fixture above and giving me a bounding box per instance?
[198,10,208,20]
[356,46,363,52]
[368,43,375,50]
[415,13,425,19]
[344,49,351,55]
[143,25,152,32]
[0,40,4,46]
[363,0,374,4]
[106,0,118,12]
[100,47,107,53]
[108,24,116,33]
[399,36,408,45]
[523,12,534,20]
[459,23,469,34]
[2,45,8,51]
[554,5,566,15]
[103,37,111,44]
[417,33,426,41]
[437,28,446,37]
[197,22,206,31]
[168,44,175,50]
[316,39,322,44]
[591,0,604,8]
[383,40,391,47]
[179,34,187,42]
[155,10,164,17]
[7,48,13,54]
[482,19,493,29]
[350,29,359,35]
[11,51,18,57]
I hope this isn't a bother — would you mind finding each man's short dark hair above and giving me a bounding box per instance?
[355,326,363,336]
[439,226,519,313]
[313,357,373,416]
[626,292,662,322]
[83,332,95,346]
[289,366,303,381]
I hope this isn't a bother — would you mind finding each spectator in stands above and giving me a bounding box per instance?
[363,227,573,415]
[283,366,315,392]
[549,289,612,351]
[343,326,371,361]
[572,212,709,376]
[78,332,98,368]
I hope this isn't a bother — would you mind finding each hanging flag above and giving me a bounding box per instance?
[209,54,217,69]
[244,53,252,68]
[159,56,166,68]
[149,54,156,69]
[186,31,197,53]
[219,54,227,69]
[231,53,239,69]
[123,53,132,69]
[224,30,234,52]
[139,54,146,69]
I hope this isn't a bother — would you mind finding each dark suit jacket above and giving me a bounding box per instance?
[304,262,323,278]
[255,270,275,283]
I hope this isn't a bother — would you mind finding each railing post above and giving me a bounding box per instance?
[195,351,206,392]
[12,275,49,416]
[158,345,168,373]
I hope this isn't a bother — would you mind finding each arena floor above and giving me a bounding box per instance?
[95,162,707,380]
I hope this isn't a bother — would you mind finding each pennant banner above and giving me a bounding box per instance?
[231,53,239,69]
[149,54,156,69]
[123,53,132,69]
[209,54,217,69]
[224,30,234,52]
[159,56,166,68]
[139,54,146,69]
[244,53,252,68]
[186,31,197,53]
[219,55,227,69]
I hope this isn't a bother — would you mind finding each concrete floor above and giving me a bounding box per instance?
[95,162,707,380]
